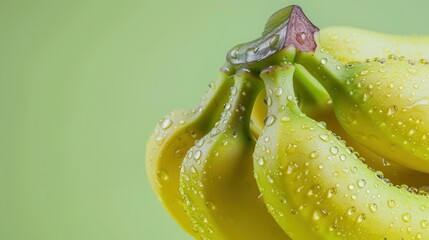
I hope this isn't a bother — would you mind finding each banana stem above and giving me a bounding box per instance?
[294,50,347,98]
[197,72,235,128]
[293,63,332,114]
[260,65,301,116]
[219,71,263,136]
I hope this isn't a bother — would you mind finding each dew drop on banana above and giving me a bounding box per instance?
[257,157,265,166]
[402,213,412,222]
[420,220,428,229]
[369,203,378,212]
[310,151,319,159]
[194,150,202,160]
[264,115,276,126]
[357,179,366,188]
[330,146,339,155]
[357,213,366,223]
[319,134,329,142]
[160,118,173,129]
[157,170,169,181]
[347,206,356,215]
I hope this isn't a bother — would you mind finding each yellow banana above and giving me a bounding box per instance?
[180,71,289,240]
[251,65,429,187]
[254,64,429,239]
[297,49,429,173]
[146,71,233,236]
[319,26,429,63]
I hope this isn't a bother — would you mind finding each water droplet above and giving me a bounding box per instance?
[264,96,272,106]
[340,154,346,161]
[281,116,290,122]
[264,115,276,126]
[420,220,428,229]
[313,209,321,220]
[347,206,356,215]
[257,157,265,166]
[310,151,319,159]
[206,201,216,210]
[231,86,237,95]
[155,134,165,145]
[157,170,169,181]
[321,58,328,65]
[224,103,231,111]
[402,213,412,222]
[357,179,366,188]
[319,134,329,142]
[210,128,220,137]
[387,199,395,208]
[286,162,297,174]
[296,32,307,45]
[387,105,398,116]
[196,139,204,147]
[229,49,238,60]
[327,188,337,198]
[275,87,283,96]
[357,213,366,223]
[348,184,355,190]
[160,118,173,129]
[360,70,369,75]
[269,34,280,49]
[369,203,378,212]
[330,146,339,155]
[194,150,202,160]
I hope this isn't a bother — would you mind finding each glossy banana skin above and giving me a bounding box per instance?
[254,64,429,239]
[251,59,429,188]
[146,72,233,236]
[297,49,429,173]
[319,26,429,62]
[180,72,289,240]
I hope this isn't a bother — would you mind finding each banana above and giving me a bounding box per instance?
[180,71,289,240]
[146,70,233,236]
[254,64,429,239]
[297,48,429,173]
[251,63,429,188]
[319,26,429,63]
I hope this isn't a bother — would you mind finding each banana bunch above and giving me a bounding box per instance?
[146,5,429,239]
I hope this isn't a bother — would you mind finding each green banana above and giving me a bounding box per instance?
[146,70,233,236]
[254,64,429,239]
[319,26,429,63]
[180,71,289,240]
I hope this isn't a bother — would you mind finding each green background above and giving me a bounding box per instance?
[1,0,428,239]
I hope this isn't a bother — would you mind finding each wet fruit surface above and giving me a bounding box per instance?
[146,4,429,240]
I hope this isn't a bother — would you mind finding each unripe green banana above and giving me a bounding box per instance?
[297,49,429,173]
[180,71,289,240]
[319,26,429,63]
[146,71,233,236]
[254,64,429,239]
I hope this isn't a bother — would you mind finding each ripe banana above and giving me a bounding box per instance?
[254,64,429,239]
[251,63,429,188]
[146,71,233,236]
[180,71,289,240]
[297,49,429,173]
[319,26,429,63]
